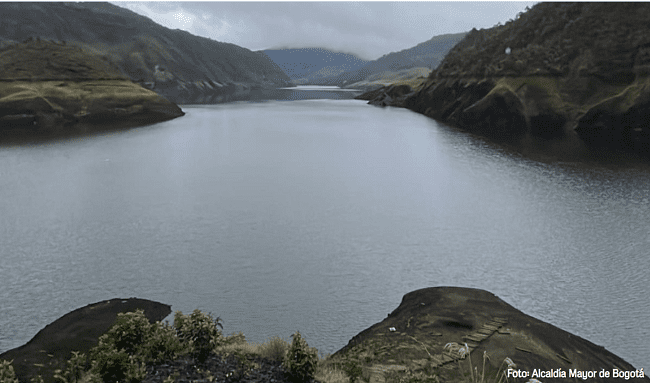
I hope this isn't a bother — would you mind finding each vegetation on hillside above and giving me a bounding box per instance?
[0,38,126,81]
[0,2,290,98]
[433,3,650,83]
[337,32,467,87]
[0,309,540,383]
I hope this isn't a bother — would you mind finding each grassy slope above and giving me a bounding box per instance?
[0,2,290,90]
[0,39,183,138]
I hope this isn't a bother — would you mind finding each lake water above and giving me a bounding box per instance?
[1,87,648,369]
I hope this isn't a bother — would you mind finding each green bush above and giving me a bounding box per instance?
[54,351,87,383]
[87,309,184,383]
[0,359,20,383]
[282,331,318,383]
[101,310,153,356]
[90,345,145,383]
[173,309,223,363]
[140,321,185,364]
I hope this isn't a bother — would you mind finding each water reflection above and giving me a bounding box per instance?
[0,99,648,369]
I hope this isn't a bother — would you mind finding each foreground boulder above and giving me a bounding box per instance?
[333,287,647,383]
[0,298,171,383]
[0,39,184,141]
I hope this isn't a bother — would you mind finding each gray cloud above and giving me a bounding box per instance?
[113,1,538,60]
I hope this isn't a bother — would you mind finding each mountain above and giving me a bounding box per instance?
[336,32,467,88]
[260,48,369,85]
[0,2,291,103]
[359,3,650,159]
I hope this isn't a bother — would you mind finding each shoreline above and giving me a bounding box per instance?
[2,288,647,383]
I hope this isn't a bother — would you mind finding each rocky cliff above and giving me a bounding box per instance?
[0,2,292,104]
[359,3,650,159]
[0,39,184,140]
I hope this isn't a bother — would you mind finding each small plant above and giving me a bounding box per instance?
[173,309,223,363]
[384,369,438,383]
[258,336,290,362]
[163,372,179,383]
[90,346,145,383]
[226,350,257,382]
[54,351,87,383]
[223,331,246,345]
[100,310,153,356]
[444,343,522,383]
[140,320,185,364]
[0,359,20,383]
[88,310,178,383]
[282,331,319,383]
[342,359,363,383]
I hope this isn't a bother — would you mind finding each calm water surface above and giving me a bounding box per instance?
[1,90,648,368]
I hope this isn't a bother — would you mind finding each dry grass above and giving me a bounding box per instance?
[215,334,292,363]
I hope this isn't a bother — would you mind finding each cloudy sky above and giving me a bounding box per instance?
[112,1,538,61]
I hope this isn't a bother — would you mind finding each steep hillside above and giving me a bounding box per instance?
[0,39,184,140]
[361,3,650,158]
[260,48,369,84]
[334,32,467,88]
[0,2,291,104]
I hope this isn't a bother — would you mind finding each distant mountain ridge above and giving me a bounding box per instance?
[0,2,291,103]
[261,33,467,88]
[336,32,467,87]
[260,48,369,84]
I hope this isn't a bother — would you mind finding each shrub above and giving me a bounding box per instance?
[0,359,19,383]
[140,321,185,364]
[91,349,146,383]
[88,309,182,382]
[90,344,145,383]
[173,309,223,363]
[282,331,318,383]
[258,336,289,362]
[227,350,257,382]
[223,331,246,346]
[102,310,153,356]
[54,351,87,383]
[342,359,363,383]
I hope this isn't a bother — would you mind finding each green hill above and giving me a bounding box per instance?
[0,39,184,140]
[0,2,291,104]
[361,3,650,158]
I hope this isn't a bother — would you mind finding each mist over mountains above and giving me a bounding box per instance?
[260,32,468,88]
[260,48,369,84]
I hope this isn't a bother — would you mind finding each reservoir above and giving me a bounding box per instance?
[0,87,648,369]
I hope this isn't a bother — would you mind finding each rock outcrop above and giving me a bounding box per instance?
[0,298,171,383]
[359,3,650,158]
[0,39,184,140]
[332,287,648,383]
